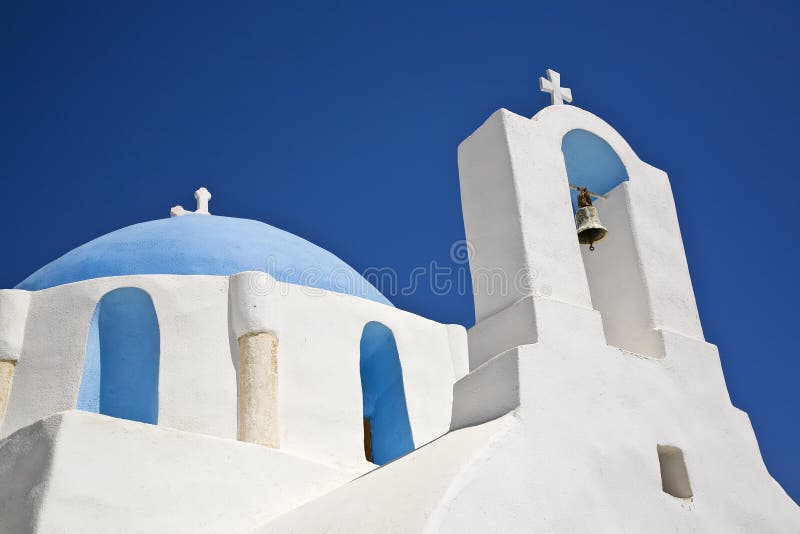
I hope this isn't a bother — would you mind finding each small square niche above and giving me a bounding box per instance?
[657,445,693,499]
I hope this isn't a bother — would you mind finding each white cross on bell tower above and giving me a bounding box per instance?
[539,69,573,105]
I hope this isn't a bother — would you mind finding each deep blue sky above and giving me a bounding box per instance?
[2,1,798,502]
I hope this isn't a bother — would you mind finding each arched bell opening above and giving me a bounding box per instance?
[77,287,161,424]
[562,130,663,358]
[359,321,414,465]
[563,129,629,211]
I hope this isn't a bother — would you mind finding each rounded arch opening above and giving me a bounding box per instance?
[562,129,629,209]
[359,321,414,465]
[561,129,662,358]
[77,287,160,424]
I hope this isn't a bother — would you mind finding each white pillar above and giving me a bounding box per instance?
[0,290,31,428]
[458,108,594,323]
[458,106,703,366]
[237,331,279,446]
[458,109,603,368]
[0,361,14,427]
[229,272,281,447]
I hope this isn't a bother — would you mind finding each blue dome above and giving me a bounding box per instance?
[16,215,392,306]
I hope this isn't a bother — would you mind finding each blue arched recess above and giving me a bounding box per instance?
[562,129,630,209]
[77,287,160,424]
[360,321,414,465]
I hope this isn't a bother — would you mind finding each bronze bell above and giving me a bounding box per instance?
[574,186,608,251]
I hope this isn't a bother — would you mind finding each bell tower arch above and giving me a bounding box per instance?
[458,104,703,367]
[561,129,662,357]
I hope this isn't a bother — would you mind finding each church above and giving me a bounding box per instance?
[1,70,797,533]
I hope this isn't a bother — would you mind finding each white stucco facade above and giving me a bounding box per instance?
[1,273,462,470]
[0,99,797,533]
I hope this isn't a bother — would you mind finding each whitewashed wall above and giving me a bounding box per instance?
[459,105,703,365]
[1,273,465,470]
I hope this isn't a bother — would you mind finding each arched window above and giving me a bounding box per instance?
[562,129,629,210]
[360,321,414,465]
[562,130,662,358]
[77,287,160,424]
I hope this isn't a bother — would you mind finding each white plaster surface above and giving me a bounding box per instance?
[253,331,800,533]
[467,296,537,370]
[251,414,515,534]
[581,181,665,357]
[1,273,462,470]
[458,108,594,322]
[0,289,31,362]
[0,410,356,534]
[2,275,238,441]
[446,323,469,380]
[2,104,796,533]
[229,271,280,338]
[458,104,703,365]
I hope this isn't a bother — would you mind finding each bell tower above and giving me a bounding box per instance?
[458,70,703,369]
[443,74,799,532]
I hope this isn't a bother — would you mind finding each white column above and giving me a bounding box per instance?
[237,331,279,446]
[229,272,281,447]
[0,361,14,427]
[458,109,594,322]
[0,290,31,428]
[458,109,604,367]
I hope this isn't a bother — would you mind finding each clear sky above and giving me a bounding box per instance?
[2,0,798,502]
